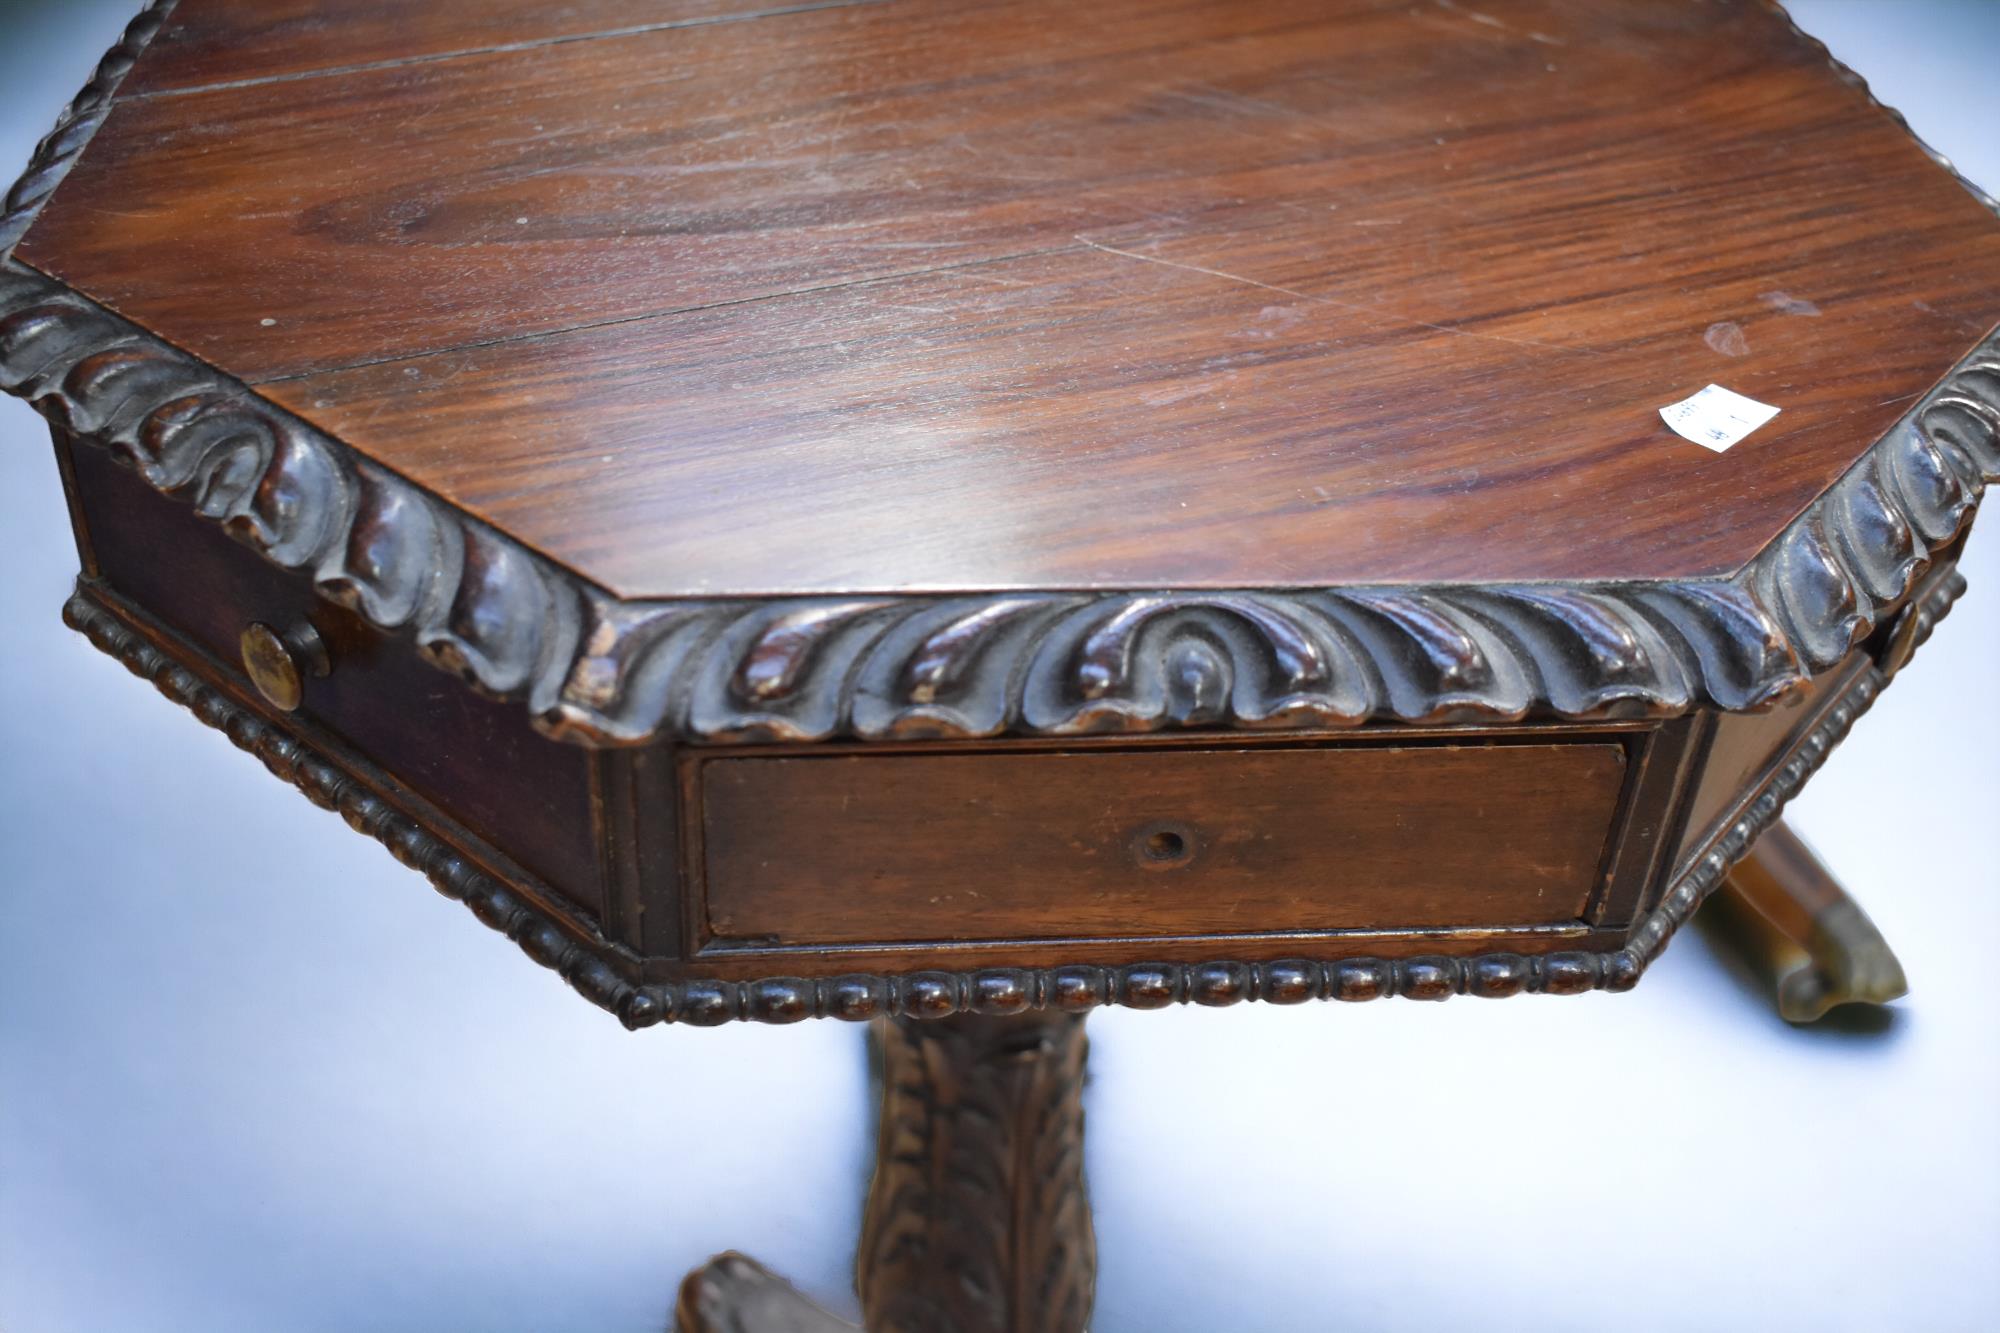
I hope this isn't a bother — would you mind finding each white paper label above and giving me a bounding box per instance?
[1658,384,1780,453]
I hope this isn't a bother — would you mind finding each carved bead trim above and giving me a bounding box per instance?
[1622,666,1880,975]
[62,588,637,1018]
[63,585,1897,1029]
[1907,565,1968,657]
[10,263,1996,746]
[0,1,175,260]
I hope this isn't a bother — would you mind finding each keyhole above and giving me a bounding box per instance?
[1133,821,1196,870]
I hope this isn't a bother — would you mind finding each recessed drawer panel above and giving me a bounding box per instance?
[697,741,1628,947]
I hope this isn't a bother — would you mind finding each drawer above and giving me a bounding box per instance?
[60,435,607,919]
[694,739,1629,948]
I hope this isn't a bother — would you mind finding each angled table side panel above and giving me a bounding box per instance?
[49,554,1922,1031]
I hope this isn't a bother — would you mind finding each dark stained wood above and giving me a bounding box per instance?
[15,7,1994,1324]
[677,1011,1093,1333]
[857,1011,1094,1333]
[59,566,1903,1019]
[122,0,877,97]
[695,740,1628,946]
[17,0,2000,597]
[1673,655,1867,874]
[666,922,1634,984]
[61,435,610,919]
[267,249,1998,597]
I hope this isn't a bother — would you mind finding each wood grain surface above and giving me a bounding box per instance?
[119,0,882,96]
[696,740,1627,945]
[17,0,2000,599]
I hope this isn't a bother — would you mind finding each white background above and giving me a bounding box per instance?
[2,2,1995,1329]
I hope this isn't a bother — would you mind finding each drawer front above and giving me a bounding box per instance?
[696,740,1628,948]
[61,436,607,919]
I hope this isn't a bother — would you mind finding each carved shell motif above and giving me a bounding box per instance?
[4,263,1997,747]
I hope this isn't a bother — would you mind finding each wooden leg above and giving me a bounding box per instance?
[1706,819,1909,1023]
[858,1010,1095,1333]
[675,1009,1096,1333]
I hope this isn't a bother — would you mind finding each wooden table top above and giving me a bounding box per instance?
[6,0,1998,1036]
[13,0,2000,601]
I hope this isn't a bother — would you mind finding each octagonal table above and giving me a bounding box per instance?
[4,2,1997,1328]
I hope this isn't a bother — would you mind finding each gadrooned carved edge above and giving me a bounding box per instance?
[8,265,1996,748]
[1766,0,2000,216]
[0,1,176,260]
[63,585,1899,1030]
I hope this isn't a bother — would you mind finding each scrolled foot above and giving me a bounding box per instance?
[1707,819,1908,1023]
[674,1252,857,1333]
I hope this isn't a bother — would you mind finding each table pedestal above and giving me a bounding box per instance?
[674,818,1911,1331]
[677,1010,1096,1333]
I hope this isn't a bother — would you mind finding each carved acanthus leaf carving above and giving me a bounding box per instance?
[4,0,1997,748]
[10,265,1995,747]
[857,1013,1094,1333]
[63,585,1904,1030]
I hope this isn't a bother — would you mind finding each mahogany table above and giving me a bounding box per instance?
[5,2,1997,1329]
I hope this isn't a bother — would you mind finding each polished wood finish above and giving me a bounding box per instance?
[697,741,1627,945]
[1708,819,1908,1023]
[121,0,864,96]
[682,1010,1094,1333]
[54,569,1904,1028]
[12,0,1981,1012]
[17,0,2000,599]
[858,1011,1094,1332]
[1675,658,1866,874]
[7,4,1996,1327]
[1671,556,1968,874]
[49,414,1710,986]
[59,434,609,920]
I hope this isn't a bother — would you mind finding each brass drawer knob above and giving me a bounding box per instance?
[240,619,330,712]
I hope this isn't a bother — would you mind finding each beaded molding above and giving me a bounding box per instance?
[63,580,1915,1028]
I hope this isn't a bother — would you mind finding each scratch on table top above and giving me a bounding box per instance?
[1436,0,1508,30]
[1074,237,1600,357]
[1434,0,1566,46]
[1759,289,1822,317]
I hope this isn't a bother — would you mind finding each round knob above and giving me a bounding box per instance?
[240,620,329,712]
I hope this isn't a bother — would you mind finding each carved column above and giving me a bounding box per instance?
[857,1010,1096,1333]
